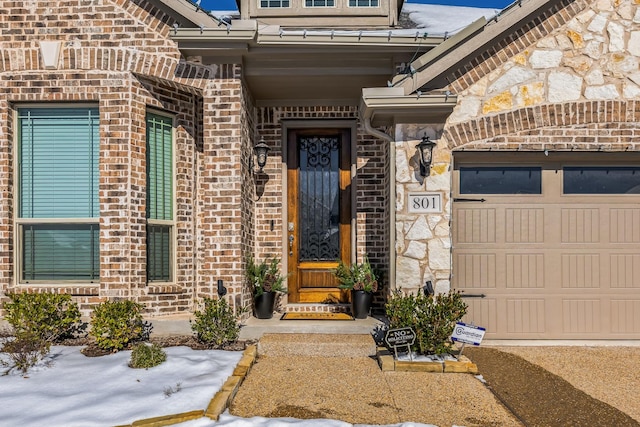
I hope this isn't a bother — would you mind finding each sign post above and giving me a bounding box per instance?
[451,322,486,360]
[385,327,416,361]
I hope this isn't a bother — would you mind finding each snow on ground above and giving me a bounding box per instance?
[177,413,438,427]
[0,344,438,427]
[0,345,241,427]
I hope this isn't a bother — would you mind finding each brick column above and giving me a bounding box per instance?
[197,68,246,311]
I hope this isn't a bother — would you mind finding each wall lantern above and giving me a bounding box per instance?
[415,135,436,177]
[253,137,271,173]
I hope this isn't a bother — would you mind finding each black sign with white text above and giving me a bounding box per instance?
[385,327,416,348]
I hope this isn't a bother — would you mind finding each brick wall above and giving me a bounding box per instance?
[445,100,640,150]
[0,0,394,319]
[0,0,228,317]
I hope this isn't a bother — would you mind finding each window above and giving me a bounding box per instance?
[17,107,100,282]
[146,113,173,282]
[260,0,289,7]
[563,166,640,194]
[305,0,335,6]
[349,0,379,6]
[460,167,542,194]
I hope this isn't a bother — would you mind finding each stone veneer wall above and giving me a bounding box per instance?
[0,0,248,317]
[255,106,390,310]
[394,125,452,296]
[393,0,640,296]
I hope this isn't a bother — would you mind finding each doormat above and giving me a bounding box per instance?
[280,312,354,321]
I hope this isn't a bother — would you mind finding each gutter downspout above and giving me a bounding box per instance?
[362,116,396,299]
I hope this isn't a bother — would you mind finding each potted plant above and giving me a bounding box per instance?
[246,256,288,319]
[334,257,379,319]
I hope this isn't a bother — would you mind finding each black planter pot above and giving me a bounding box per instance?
[254,291,277,319]
[351,290,373,319]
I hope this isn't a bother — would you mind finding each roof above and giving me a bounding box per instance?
[149,0,571,127]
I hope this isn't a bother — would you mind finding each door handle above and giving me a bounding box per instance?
[289,234,294,256]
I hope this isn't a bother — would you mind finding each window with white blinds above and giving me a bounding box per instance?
[18,107,100,282]
[146,113,173,282]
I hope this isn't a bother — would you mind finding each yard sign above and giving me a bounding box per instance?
[451,322,486,360]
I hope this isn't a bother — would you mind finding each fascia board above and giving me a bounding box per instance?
[256,27,444,47]
[171,22,257,42]
[151,0,221,27]
[360,87,457,126]
[397,0,559,95]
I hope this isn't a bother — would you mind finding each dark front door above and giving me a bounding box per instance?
[287,129,352,303]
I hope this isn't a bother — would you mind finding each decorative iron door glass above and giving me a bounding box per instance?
[299,136,340,262]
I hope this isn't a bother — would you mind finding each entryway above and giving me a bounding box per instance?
[285,127,353,304]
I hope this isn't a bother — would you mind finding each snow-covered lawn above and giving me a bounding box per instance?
[0,344,438,427]
[0,345,241,426]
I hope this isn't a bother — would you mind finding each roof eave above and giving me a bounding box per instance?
[397,0,564,94]
[149,0,221,27]
[171,24,445,48]
[360,87,457,127]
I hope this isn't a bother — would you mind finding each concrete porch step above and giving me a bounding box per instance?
[238,314,383,340]
[257,333,377,358]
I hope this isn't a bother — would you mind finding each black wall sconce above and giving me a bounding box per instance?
[252,137,271,173]
[415,135,436,177]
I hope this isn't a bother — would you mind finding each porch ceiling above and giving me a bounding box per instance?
[173,30,440,106]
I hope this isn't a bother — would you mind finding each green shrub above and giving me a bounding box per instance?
[129,343,166,369]
[191,298,239,347]
[90,300,144,351]
[3,293,82,343]
[385,289,467,355]
[1,333,50,375]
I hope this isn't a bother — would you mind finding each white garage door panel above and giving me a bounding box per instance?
[453,153,640,339]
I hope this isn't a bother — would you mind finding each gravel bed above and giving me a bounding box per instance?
[465,347,639,427]
[498,346,640,423]
[230,355,520,426]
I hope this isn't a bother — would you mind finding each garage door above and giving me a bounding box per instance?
[452,152,640,339]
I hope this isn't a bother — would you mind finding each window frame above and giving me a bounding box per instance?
[304,0,336,8]
[347,0,379,8]
[15,105,101,284]
[562,166,640,195]
[459,166,543,195]
[145,110,176,284]
[259,0,290,8]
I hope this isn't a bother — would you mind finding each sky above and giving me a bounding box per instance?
[0,343,437,427]
[202,0,514,12]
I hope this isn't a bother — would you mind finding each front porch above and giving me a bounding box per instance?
[147,312,384,341]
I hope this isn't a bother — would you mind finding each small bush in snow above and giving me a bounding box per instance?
[163,382,182,398]
[129,342,166,369]
[3,293,82,344]
[90,300,144,351]
[191,298,239,347]
[1,333,49,375]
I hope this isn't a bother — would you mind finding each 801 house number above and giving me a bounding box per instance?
[408,193,442,213]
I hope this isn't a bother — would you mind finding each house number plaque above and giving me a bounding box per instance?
[408,192,443,213]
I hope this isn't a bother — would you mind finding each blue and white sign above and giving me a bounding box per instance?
[451,322,486,346]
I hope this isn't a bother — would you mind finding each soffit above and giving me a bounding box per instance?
[173,30,440,105]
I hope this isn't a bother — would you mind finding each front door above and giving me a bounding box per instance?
[287,128,352,303]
